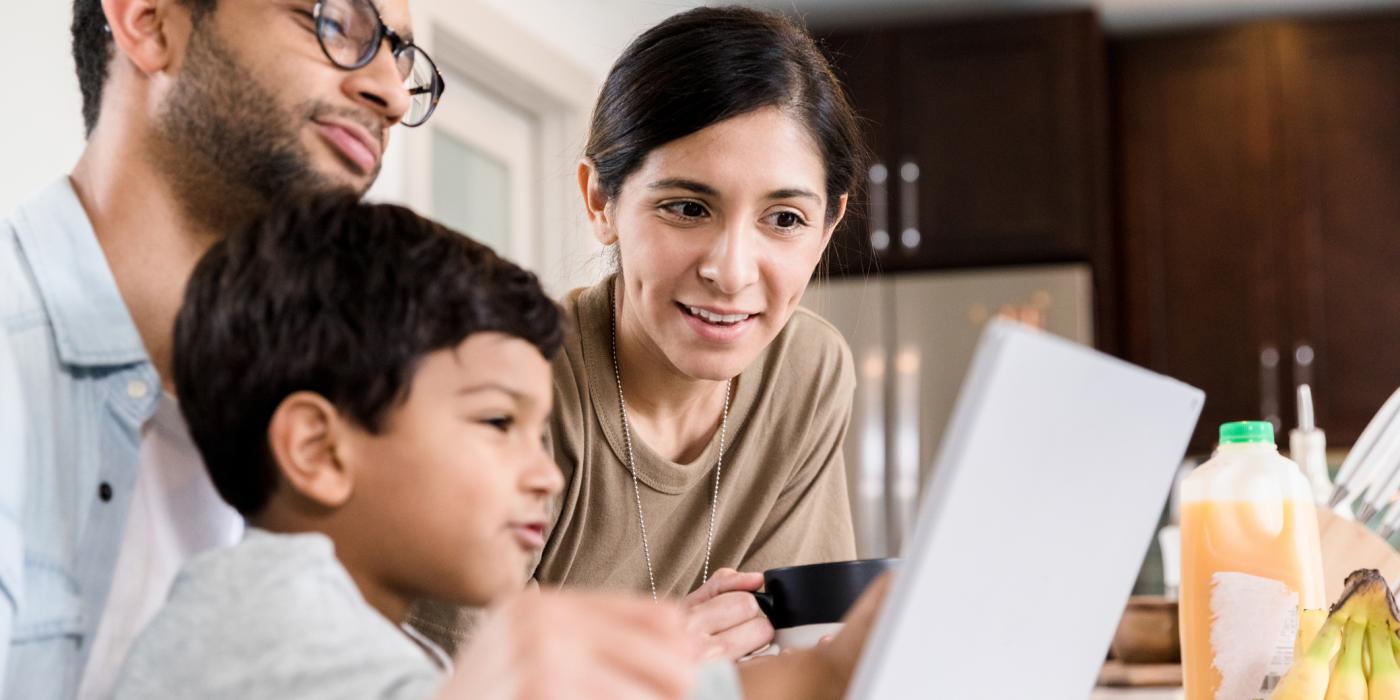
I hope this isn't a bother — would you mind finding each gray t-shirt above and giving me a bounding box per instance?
[113,529,448,698]
[114,529,743,699]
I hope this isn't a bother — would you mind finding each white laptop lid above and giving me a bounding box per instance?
[847,320,1203,700]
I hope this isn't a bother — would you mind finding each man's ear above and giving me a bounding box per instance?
[101,0,193,76]
[266,392,356,510]
[578,159,619,246]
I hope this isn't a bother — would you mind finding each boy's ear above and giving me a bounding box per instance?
[101,0,194,77]
[577,159,619,246]
[266,392,355,510]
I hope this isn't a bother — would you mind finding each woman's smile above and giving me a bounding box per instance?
[677,301,761,343]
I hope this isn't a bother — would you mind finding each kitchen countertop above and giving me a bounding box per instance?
[1090,688,1184,700]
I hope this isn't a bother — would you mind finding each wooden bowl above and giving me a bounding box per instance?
[1109,595,1180,664]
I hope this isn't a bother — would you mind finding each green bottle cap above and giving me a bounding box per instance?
[1219,421,1275,445]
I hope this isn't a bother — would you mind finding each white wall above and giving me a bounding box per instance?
[0,2,86,217]
[476,0,703,78]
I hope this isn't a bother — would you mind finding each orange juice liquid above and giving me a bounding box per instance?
[1179,498,1326,700]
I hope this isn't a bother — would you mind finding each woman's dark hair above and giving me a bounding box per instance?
[585,5,868,223]
[173,196,563,516]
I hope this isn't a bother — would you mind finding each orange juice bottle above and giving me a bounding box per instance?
[1180,421,1326,700]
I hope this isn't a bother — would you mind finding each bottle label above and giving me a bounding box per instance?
[1209,571,1299,700]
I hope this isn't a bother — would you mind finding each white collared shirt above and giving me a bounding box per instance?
[77,393,243,700]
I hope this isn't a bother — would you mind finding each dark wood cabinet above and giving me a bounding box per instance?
[819,12,1110,275]
[893,14,1107,271]
[1274,16,1400,445]
[1114,27,1283,451]
[817,9,1400,447]
[817,30,893,278]
[1115,14,1400,449]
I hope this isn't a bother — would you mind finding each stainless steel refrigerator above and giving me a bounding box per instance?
[801,264,1096,558]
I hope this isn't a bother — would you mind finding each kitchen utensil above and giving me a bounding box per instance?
[1328,386,1400,522]
[1290,385,1333,505]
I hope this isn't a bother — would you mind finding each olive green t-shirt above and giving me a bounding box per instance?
[535,276,857,596]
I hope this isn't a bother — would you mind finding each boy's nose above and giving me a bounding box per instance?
[524,449,565,497]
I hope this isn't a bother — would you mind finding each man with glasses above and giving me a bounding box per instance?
[0,1,699,698]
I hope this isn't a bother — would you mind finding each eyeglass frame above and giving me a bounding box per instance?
[311,0,444,127]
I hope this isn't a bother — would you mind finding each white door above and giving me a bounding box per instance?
[426,70,538,268]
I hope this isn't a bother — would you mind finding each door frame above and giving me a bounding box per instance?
[371,2,603,296]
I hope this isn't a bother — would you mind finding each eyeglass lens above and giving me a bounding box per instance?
[317,0,380,68]
[317,0,442,126]
[400,46,439,126]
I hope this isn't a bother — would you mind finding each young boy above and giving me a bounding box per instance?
[113,197,885,699]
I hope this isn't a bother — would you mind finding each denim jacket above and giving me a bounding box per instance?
[0,179,161,698]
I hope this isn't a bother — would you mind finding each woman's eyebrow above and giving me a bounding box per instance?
[647,178,718,196]
[767,188,821,203]
[647,179,820,204]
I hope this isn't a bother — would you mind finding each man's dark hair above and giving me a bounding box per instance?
[173,197,563,516]
[72,0,216,135]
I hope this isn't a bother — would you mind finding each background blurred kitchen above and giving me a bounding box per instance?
[5,0,1400,691]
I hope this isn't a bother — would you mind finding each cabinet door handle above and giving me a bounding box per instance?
[868,163,890,254]
[1260,344,1281,432]
[1293,342,1315,391]
[899,160,921,251]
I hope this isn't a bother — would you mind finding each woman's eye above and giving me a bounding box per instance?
[662,201,708,220]
[768,211,807,230]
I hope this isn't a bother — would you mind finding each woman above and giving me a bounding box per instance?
[536,5,868,662]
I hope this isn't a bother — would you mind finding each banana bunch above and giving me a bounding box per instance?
[1272,569,1400,700]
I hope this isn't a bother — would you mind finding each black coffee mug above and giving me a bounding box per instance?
[752,558,898,650]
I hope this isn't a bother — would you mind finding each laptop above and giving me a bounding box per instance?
[846,320,1203,699]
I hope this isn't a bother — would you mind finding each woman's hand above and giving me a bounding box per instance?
[681,568,774,661]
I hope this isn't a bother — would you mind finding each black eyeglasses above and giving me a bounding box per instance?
[313,0,444,127]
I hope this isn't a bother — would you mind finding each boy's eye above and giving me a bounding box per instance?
[661,201,709,220]
[482,416,514,432]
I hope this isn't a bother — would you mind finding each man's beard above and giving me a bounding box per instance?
[153,25,378,233]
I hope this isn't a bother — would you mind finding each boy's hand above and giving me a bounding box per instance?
[736,572,894,700]
[681,568,774,661]
[441,590,703,700]
[812,571,893,688]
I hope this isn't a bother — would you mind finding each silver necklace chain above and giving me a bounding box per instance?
[610,285,730,602]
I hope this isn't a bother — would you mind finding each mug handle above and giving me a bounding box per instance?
[752,591,775,619]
